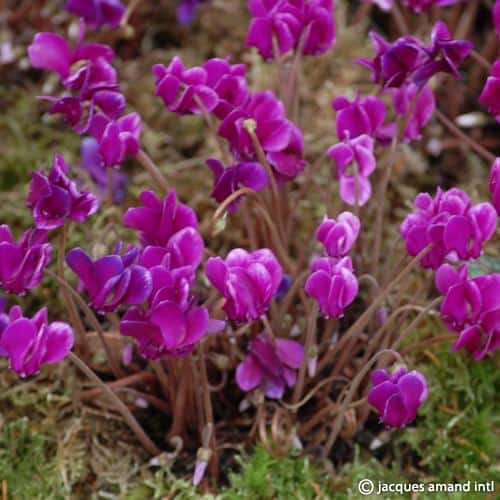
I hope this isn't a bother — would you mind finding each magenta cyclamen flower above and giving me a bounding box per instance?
[207,158,268,211]
[65,0,125,29]
[0,226,52,296]
[400,188,497,269]
[368,367,428,428]
[305,256,358,318]
[391,83,435,142]
[246,0,335,60]
[328,134,376,206]
[205,249,283,323]
[479,60,500,122]
[27,154,98,229]
[219,91,305,182]
[236,333,304,398]
[123,190,199,247]
[435,264,500,360]
[489,158,500,215]
[66,245,152,313]
[0,305,73,378]
[332,94,395,144]
[315,212,360,258]
[153,57,248,119]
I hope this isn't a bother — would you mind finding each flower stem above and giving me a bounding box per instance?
[136,149,170,193]
[68,352,161,456]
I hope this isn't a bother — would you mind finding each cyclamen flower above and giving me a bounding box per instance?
[305,256,358,318]
[479,60,500,122]
[65,0,125,29]
[207,158,268,212]
[328,134,376,206]
[368,367,428,428]
[66,245,152,313]
[205,249,283,323]
[489,158,500,215]
[153,57,248,119]
[0,226,52,295]
[236,333,304,399]
[316,212,360,258]
[219,91,305,181]
[89,112,142,167]
[78,137,128,204]
[391,83,435,142]
[400,188,497,269]
[332,94,395,144]
[177,0,209,25]
[436,264,500,360]
[123,190,199,248]
[28,154,98,230]
[0,305,73,378]
[246,0,335,60]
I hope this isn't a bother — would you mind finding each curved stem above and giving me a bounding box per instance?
[321,349,404,458]
[136,149,170,194]
[68,352,161,456]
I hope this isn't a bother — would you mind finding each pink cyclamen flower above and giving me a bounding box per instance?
[27,154,99,230]
[328,134,376,206]
[368,367,428,428]
[489,158,500,215]
[246,0,335,59]
[400,188,497,269]
[123,190,199,248]
[391,83,435,142]
[219,91,305,182]
[479,60,500,122]
[305,256,358,318]
[153,57,248,118]
[0,226,52,296]
[65,0,125,29]
[436,264,500,360]
[205,248,283,323]
[236,333,304,399]
[206,158,268,212]
[0,305,73,378]
[66,245,152,313]
[332,94,395,144]
[89,112,142,167]
[315,212,360,258]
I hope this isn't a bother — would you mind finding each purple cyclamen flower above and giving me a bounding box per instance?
[391,83,435,142]
[66,245,152,313]
[489,158,500,215]
[219,90,305,182]
[316,212,360,258]
[436,264,500,360]
[65,0,125,29]
[479,60,500,122]
[153,57,248,119]
[27,154,99,230]
[89,112,142,167]
[305,256,358,318]
[123,190,199,248]
[28,21,114,81]
[495,1,500,38]
[246,0,335,59]
[0,305,73,378]
[207,158,268,212]
[177,0,209,25]
[205,248,283,323]
[236,333,304,399]
[78,137,128,204]
[0,226,52,296]
[368,367,428,428]
[332,94,395,144]
[413,21,473,86]
[400,188,497,269]
[328,134,376,206]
